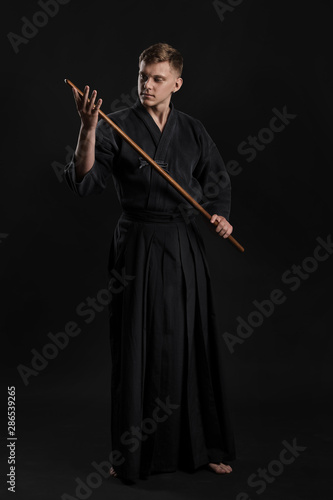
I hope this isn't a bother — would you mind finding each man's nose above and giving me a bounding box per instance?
[144,77,152,89]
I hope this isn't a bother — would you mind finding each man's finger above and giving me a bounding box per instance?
[222,226,233,238]
[93,98,103,113]
[215,221,224,232]
[88,90,97,112]
[72,88,82,108]
[82,85,89,108]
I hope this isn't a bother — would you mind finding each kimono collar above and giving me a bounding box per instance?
[131,98,176,148]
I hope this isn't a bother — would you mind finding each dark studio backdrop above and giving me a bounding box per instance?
[0,0,332,499]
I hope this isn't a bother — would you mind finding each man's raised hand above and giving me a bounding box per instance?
[72,85,102,131]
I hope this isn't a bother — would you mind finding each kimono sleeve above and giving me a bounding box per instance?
[64,118,119,197]
[193,127,231,221]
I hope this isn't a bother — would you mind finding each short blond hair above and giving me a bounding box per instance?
[139,42,183,77]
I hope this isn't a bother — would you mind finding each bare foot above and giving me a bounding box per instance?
[109,466,118,478]
[208,462,233,474]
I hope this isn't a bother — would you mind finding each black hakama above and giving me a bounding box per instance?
[64,98,236,482]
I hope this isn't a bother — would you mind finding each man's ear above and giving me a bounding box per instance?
[174,78,183,93]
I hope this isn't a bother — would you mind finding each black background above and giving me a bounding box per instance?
[1,0,332,499]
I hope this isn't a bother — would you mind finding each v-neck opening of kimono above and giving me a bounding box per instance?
[132,98,176,158]
[131,98,178,210]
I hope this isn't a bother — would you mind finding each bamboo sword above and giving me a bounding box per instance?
[64,79,244,253]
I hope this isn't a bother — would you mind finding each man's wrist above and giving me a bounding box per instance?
[80,124,96,137]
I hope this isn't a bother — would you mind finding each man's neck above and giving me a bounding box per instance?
[144,100,171,132]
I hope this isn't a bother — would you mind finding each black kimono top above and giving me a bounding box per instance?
[64,98,231,220]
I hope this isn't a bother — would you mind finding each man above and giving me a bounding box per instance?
[65,42,236,483]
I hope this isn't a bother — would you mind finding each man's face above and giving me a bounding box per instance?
[138,60,183,108]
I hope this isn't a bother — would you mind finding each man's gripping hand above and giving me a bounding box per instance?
[210,214,233,238]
